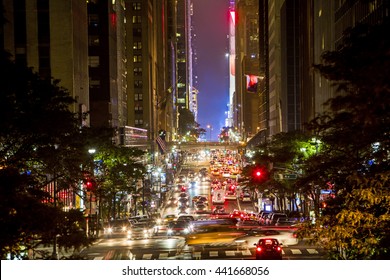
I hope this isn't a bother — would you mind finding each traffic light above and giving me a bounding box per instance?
[251,165,269,184]
[84,178,96,191]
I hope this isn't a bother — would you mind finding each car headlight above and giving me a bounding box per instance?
[183,228,189,234]
[122,226,127,232]
[167,229,173,234]
[105,227,113,234]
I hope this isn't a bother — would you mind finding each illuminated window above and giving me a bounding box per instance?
[132,15,141,23]
[133,41,142,50]
[134,93,143,101]
[133,55,142,63]
[89,56,100,67]
[135,105,143,112]
[133,3,141,10]
[134,80,143,88]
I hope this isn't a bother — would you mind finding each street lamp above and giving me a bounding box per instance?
[87,148,96,238]
[207,124,212,141]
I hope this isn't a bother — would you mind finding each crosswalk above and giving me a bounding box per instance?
[93,247,321,260]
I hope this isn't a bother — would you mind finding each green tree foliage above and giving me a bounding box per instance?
[178,107,197,136]
[247,131,313,212]
[297,22,390,259]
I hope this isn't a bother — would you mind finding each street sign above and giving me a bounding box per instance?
[284,174,297,179]
[274,173,297,180]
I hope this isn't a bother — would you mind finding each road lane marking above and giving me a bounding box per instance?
[209,251,218,257]
[193,252,201,259]
[291,249,302,254]
[159,253,169,259]
[142,253,153,259]
[307,249,319,254]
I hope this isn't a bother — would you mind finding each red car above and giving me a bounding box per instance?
[254,238,283,260]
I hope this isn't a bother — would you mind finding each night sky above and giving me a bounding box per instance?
[192,0,230,140]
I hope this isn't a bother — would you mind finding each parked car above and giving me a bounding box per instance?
[268,213,288,225]
[254,238,283,260]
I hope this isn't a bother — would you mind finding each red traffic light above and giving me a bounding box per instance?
[85,179,96,191]
[251,165,269,183]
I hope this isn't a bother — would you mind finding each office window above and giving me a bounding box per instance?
[134,80,143,88]
[89,56,100,67]
[135,105,143,112]
[133,3,141,10]
[133,55,142,63]
[134,93,143,101]
[134,67,142,76]
[133,41,142,50]
[132,15,142,24]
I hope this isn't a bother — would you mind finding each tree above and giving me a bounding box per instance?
[247,131,314,212]
[297,22,390,259]
[178,108,198,137]
[0,51,90,259]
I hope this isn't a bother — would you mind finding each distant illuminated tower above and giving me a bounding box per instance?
[226,0,236,129]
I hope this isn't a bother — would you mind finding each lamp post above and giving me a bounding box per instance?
[87,148,96,238]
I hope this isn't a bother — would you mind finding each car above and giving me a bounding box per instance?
[241,193,251,202]
[167,221,193,236]
[179,192,189,199]
[212,205,225,214]
[103,219,131,235]
[254,238,283,260]
[197,196,208,205]
[177,215,195,222]
[268,213,288,225]
[167,197,178,207]
[229,210,247,220]
[192,195,202,203]
[225,191,237,200]
[127,222,155,240]
[176,175,186,184]
[163,214,177,223]
[195,201,207,209]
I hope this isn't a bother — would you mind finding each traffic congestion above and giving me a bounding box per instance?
[84,149,320,260]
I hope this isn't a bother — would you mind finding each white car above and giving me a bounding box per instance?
[241,193,251,202]
[224,191,236,200]
[234,229,298,247]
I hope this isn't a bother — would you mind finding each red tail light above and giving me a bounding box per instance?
[277,246,282,251]
[256,247,262,252]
